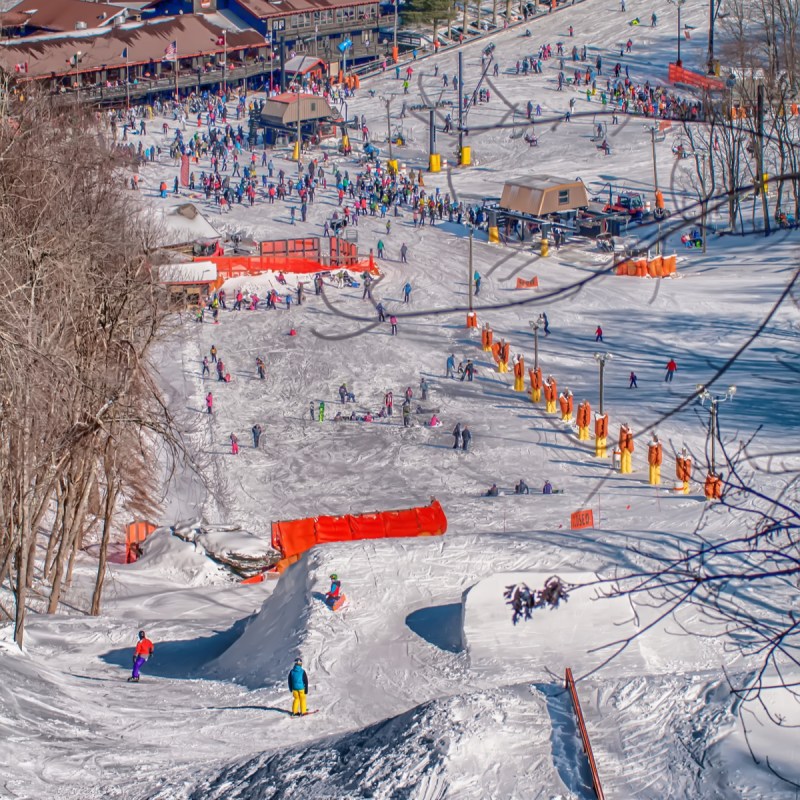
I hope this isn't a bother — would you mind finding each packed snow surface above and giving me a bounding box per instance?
[2,0,800,797]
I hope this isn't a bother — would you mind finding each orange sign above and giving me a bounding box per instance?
[515,276,539,289]
[570,509,594,530]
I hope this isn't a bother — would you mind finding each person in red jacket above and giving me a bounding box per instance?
[665,358,678,382]
[128,630,154,682]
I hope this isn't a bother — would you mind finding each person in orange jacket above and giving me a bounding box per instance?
[128,630,154,682]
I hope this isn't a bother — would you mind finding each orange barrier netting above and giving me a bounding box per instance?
[271,499,447,562]
[667,63,724,92]
[125,520,157,563]
[197,254,380,279]
[615,254,676,278]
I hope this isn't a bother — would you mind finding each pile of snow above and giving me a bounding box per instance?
[174,687,570,800]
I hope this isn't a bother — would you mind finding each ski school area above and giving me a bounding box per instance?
[3,0,800,797]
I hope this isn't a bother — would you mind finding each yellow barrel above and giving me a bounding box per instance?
[292,140,300,161]
[387,158,399,173]
[488,226,499,243]
[540,238,549,257]
[428,153,441,172]
[460,146,472,166]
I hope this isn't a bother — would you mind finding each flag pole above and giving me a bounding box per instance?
[174,44,179,106]
[125,49,130,110]
[223,31,227,94]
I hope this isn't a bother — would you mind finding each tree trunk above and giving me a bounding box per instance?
[91,474,118,616]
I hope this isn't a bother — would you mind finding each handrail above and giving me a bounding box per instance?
[564,667,605,800]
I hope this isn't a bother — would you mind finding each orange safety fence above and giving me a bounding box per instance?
[667,63,724,92]
[565,668,606,800]
[515,276,539,289]
[125,520,157,563]
[271,499,447,562]
[197,254,379,279]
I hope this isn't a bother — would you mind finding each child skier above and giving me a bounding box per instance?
[325,573,342,608]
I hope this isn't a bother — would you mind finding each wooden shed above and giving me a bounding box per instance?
[500,175,589,216]
[260,93,334,127]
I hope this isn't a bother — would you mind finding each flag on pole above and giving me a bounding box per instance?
[14,62,28,74]
[163,41,177,61]
[215,32,226,47]
[121,47,128,58]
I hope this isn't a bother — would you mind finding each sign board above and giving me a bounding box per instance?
[570,509,594,530]
[338,39,353,53]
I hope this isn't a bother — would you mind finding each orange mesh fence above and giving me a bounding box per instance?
[270,499,447,560]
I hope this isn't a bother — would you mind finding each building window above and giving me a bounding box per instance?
[558,190,569,205]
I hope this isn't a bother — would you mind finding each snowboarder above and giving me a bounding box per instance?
[460,359,474,382]
[446,354,456,378]
[474,272,482,295]
[629,371,638,388]
[205,392,213,414]
[376,302,386,322]
[252,424,263,448]
[542,312,550,335]
[452,422,462,449]
[486,483,499,496]
[288,658,309,717]
[318,401,325,422]
[128,630,154,682]
[595,325,604,342]
[256,357,266,380]
[515,479,530,494]
[325,573,342,607]
[665,358,678,382]
[461,425,472,452]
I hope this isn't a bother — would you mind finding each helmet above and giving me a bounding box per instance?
[330,573,338,580]
[138,630,145,638]
[295,658,302,665]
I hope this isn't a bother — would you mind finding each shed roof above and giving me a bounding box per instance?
[159,260,218,285]
[500,175,588,216]
[0,0,125,32]
[0,16,265,78]
[284,54,325,75]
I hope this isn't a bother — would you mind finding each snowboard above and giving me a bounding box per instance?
[292,710,321,717]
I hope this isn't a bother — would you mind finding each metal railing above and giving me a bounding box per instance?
[564,667,605,800]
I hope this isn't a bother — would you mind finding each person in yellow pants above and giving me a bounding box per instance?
[288,657,309,717]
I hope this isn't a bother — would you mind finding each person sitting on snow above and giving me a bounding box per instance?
[542,480,553,495]
[515,479,530,495]
[276,271,287,285]
[325,574,342,607]
[429,414,441,427]
[486,483,500,497]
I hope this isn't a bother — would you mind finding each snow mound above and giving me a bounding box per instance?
[464,572,740,679]
[179,687,567,800]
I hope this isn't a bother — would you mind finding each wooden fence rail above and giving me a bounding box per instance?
[564,667,605,800]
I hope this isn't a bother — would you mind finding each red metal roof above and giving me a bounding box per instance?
[0,0,125,33]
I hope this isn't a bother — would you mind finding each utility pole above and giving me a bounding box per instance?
[647,125,661,255]
[468,226,474,314]
[393,0,398,57]
[458,50,464,160]
[279,33,286,91]
[222,30,227,94]
[707,0,715,74]
[383,95,394,161]
[757,82,771,236]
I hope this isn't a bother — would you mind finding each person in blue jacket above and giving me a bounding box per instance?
[288,658,309,717]
[325,573,342,607]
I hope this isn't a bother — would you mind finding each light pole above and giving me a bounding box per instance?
[468,225,474,314]
[529,313,545,371]
[594,352,612,415]
[668,0,686,66]
[696,384,736,475]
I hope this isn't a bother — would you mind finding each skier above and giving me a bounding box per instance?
[629,371,638,389]
[452,422,462,449]
[402,400,412,427]
[651,11,657,25]
[256,357,266,380]
[339,383,348,404]
[376,302,386,322]
[542,312,550,335]
[325,573,342,607]
[542,479,553,494]
[461,425,472,452]
[446,353,456,378]
[309,401,315,421]
[515,479,530,494]
[230,433,239,455]
[288,658,309,717]
[403,282,412,303]
[404,386,413,403]
[384,390,394,416]
[400,242,408,263]
[210,344,218,363]
[128,630,154,682]
[420,378,429,401]
[205,392,213,414]
[486,483,499,497]
[202,356,210,377]
[595,325,604,342]
[252,423,263,448]
[390,314,398,335]
[460,359,474,382]
[474,272,482,295]
[318,401,325,422]
[665,358,678,382]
